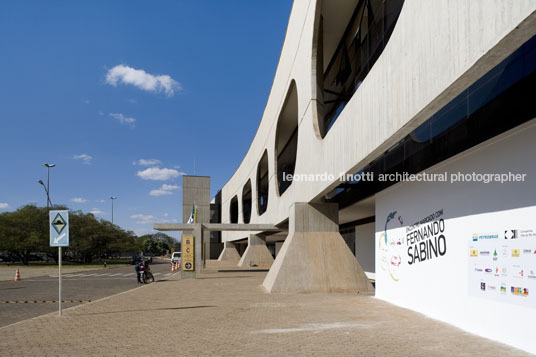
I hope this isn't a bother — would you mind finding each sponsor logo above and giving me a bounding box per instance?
[484,268,493,273]
[480,251,490,256]
[523,249,532,254]
[488,285,497,291]
[502,247,509,257]
[480,282,486,291]
[474,233,499,240]
[493,250,498,261]
[500,285,507,293]
[511,286,529,296]
[470,249,478,257]
[519,229,536,238]
[512,249,520,257]
[505,230,518,239]
[474,268,483,272]
[494,267,500,277]
[501,267,508,277]
[528,270,536,280]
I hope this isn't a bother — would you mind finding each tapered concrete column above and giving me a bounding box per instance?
[217,241,241,262]
[263,203,374,294]
[238,234,274,268]
[275,242,284,257]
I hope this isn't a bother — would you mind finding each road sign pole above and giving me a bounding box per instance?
[59,246,62,316]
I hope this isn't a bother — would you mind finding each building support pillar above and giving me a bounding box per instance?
[217,241,241,262]
[262,203,374,294]
[238,234,274,268]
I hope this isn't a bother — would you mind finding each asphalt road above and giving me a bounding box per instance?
[0,258,177,327]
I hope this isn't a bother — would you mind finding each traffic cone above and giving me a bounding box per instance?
[14,269,21,282]
[171,262,175,272]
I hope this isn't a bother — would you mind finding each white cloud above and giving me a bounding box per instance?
[137,167,184,181]
[96,199,105,203]
[90,208,104,215]
[163,213,169,217]
[109,113,136,127]
[0,203,9,209]
[82,99,90,104]
[133,159,161,166]
[130,214,158,224]
[149,184,180,196]
[105,64,181,96]
[73,154,93,164]
[71,197,87,203]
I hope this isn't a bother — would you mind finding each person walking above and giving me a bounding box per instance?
[134,261,142,284]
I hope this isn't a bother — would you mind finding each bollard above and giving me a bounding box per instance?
[104,261,107,268]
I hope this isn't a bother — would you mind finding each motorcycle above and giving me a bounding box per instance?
[139,261,154,284]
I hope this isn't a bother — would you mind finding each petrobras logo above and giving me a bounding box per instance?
[511,286,529,297]
[474,233,499,240]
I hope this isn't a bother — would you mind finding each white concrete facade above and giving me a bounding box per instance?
[219,0,536,241]
[213,0,536,353]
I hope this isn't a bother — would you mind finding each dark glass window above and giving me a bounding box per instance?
[242,180,252,224]
[275,82,299,196]
[230,196,238,224]
[318,0,405,137]
[257,151,269,215]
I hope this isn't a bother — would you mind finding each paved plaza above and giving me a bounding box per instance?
[0,267,529,356]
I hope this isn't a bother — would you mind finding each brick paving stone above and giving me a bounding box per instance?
[0,270,530,356]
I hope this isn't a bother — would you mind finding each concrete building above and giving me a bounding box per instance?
[208,0,536,353]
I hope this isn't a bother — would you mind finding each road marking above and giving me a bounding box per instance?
[153,272,161,276]
[1,300,91,304]
[164,273,172,276]
[109,273,123,277]
[94,273,110,277]
[123,273,135,277]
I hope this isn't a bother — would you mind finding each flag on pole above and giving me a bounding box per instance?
[187,203,197,223]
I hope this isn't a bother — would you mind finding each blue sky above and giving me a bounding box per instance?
[0,0,292,239]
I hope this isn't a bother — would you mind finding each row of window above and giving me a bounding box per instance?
[228,0,406,222]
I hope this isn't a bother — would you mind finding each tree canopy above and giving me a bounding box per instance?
[0,205,177,264]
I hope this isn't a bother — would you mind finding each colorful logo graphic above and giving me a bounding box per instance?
[512,249,520,257]
[379,211,403,282]
[470,249,478,257]
[511,286,529,296]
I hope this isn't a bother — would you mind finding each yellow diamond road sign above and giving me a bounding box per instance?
[52,213,66,234]
[50,210,69,247]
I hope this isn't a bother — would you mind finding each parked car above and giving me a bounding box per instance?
[171,252,181,265]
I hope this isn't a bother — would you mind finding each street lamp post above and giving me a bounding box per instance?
[42,163,55,208]
[110,196,117,224]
